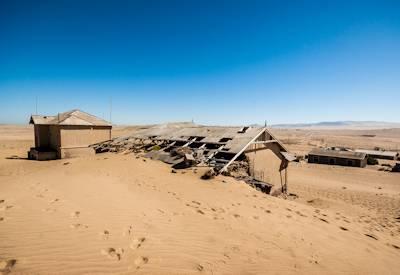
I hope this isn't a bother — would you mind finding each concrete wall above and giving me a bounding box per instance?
[60,126,111,148]
[60,147,95,159]
[244,142,288,194]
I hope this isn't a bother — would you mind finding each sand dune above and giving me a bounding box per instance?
[0,125,399,274]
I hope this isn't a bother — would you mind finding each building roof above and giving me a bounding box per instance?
[354,149,399,158]
[30,110,111,126]
[116,123,288,155]
[309,148,367,160]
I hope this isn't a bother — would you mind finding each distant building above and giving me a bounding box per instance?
[354,149,399,160]
[308,148,367,168]
[29,109,112,160]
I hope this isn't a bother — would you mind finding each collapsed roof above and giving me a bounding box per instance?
[95,122,293,172]
[29,109,111,126]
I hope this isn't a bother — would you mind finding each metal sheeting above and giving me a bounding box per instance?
[29,109,111,126]
[124,124,272,154]
[354,149,398,158]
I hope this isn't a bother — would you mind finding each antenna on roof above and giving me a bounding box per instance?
[109,97,112,125]
[264,120,267,127]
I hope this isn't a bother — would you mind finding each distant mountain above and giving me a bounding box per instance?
[271,121,400,129]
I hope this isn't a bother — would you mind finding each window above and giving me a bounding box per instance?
[219,137,232,142]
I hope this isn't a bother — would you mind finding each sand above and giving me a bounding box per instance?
[0,125,399,274]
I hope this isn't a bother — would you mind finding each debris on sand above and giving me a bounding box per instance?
[0,259,17,274]
[392,163,400,172]
[201,169,216,180]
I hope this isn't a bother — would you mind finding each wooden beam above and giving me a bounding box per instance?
[160,141,176,151]
[252,140,277,144]
[206,145,225,161]
[219,128,267,173]
[182,138,195,147]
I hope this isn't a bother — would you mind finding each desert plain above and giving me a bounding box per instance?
[0,125,399,274]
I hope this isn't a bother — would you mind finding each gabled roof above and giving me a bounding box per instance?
[309,148,367,160]
[29,109,111,126]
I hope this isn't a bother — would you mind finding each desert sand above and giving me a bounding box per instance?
[1,125,399,274]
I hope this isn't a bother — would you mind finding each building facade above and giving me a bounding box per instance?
[308,148,367,168]
[29,110,112,160]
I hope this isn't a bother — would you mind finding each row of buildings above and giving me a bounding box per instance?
[308,147,399,168]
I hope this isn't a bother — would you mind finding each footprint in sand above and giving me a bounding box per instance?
[130,237,146,249]
[42,208,56,213]
[123,226,133,236]
[295,211,307,217]
[100,230,110,240]
[0,205,13,211]
[70,211,80,218]
[319,218,329,224]
[101,248,124,261]
[70,223,88,229]
[0,259,17,273]
[133,256,149,268]
[365,233,378,240]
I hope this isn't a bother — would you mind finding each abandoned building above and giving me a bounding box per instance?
[29,109,112,160]
[93,123,295,195]
[308,148,367,168]
[354,149,399,160]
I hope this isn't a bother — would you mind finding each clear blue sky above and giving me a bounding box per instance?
[1,0,399,125]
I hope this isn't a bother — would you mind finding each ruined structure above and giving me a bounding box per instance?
[29,109,112,160]
[94,123,294,195]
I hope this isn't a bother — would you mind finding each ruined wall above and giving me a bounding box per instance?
[60,147,95,159]
[60,126,111,149]
[244,142,287,192]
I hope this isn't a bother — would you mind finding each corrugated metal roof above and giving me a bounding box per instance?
[354,149,398,157]
[121,123,287,155]
[309,148,367,160]
[30,110,111,126]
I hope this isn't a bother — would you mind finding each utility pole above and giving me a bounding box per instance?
[109,97,112,125]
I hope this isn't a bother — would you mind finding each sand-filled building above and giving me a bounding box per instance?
[29,109,112,160]
[94,123,295,195]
